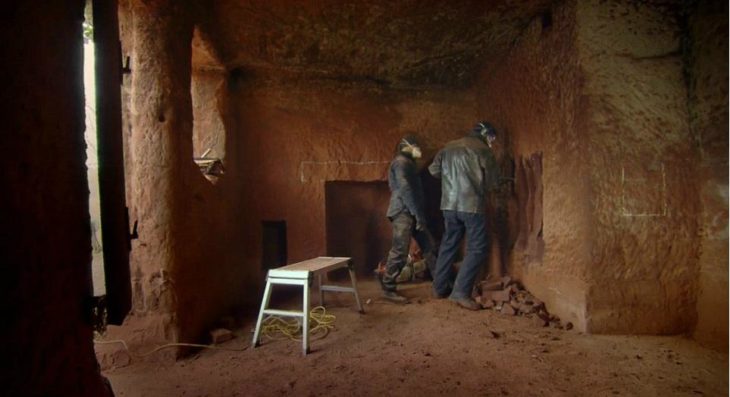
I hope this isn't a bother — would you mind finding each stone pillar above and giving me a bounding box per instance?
[128,0,194,343]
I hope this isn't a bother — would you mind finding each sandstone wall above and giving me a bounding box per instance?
[112,0,725,349]
[325,181,392,276]
[192,69,226,162]
[577,0,700,334]
[0,1,113,395]
[478,0,716,336]
[478,2,591,330]
[122,62,482,344]
[110,0,254,350]
[121,0,194,348]
[688,0,728,350]
[231,73,480,287]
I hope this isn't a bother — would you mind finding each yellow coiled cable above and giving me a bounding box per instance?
[261,306,336,341]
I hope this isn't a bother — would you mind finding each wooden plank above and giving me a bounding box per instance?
[268,269,310,280]
[277,256,350,273]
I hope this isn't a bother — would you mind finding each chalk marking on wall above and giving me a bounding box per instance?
[620,163,667,217]
[548,287,564,296]
[299,160,389,183]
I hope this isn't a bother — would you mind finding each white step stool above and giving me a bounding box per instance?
[252,256,365,355]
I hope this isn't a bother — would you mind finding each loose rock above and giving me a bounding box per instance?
[211,328,234,344]
[501,304,516,316]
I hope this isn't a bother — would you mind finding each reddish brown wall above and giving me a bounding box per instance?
[0,1,113,395]
[112,0,252,350]
[231,73,479,290]
[478,1,591,330]
[478,0,717,336]
[577,0,700,334]
[113,0,726,349]
[689,0,728,351]
[192,69,226,162]
[325,181,392,276]
[119,61,481,344]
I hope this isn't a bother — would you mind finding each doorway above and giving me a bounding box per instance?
[262,221,288,270]
[325,181,391,277]
[84,0,131,328]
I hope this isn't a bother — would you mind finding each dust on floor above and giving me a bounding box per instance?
[104,280,728,397]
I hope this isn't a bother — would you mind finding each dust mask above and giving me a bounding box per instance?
[401,139,422,159]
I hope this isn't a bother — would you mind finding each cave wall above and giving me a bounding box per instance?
[0,1,113,395]
[478,0,721,337]
[192,68,227,161]
[688,0,728,350]
[115,0,483,348]
[112,0,251,350]
[478,1,590,330]
[577,0,700,334]
[325,181,392,276]
[112,0,725,349]
[231,73,479,286]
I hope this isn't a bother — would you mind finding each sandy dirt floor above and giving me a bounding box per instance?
[103,280,728,397]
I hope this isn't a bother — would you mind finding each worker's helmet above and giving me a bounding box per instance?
[473,121,497,146]
[398,134,422,159]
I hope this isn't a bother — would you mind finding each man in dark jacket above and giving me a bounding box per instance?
[381,135,437,303]
[428,122,499,310]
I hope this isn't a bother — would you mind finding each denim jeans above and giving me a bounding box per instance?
[382,212,436,292]
[432,210,488,299]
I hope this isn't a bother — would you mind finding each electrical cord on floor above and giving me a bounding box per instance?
[94,306,335,356]
[260,305,336,341]
[94,339,249,358]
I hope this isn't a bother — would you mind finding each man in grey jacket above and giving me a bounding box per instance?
[428,122,499,310]
[381,135,437,303]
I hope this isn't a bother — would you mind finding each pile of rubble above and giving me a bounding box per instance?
[476,276,573,330]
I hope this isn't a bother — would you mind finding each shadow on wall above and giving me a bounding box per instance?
[325,181,391,278]
[324,167,445,280]
[514,152,544,264]
[421,165,444,243]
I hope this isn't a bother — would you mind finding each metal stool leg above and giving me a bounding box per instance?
[252,275,273,347]
[347,261,365,313]
[302,279,311,355]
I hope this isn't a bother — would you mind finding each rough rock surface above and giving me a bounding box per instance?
[0,1,114,395]
[197,0,553,87]
[478,1,590,330]
[115,0,727,353]
[127,0,195,348]
[192,69,226,164]
[477,0,725,342]
[577,0,700,334]
[232,75,480,278]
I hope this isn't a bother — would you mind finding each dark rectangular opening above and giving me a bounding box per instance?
[262,220,287,271]
[325,181,391,277]
[541,10,553,31]
[88,0,131,327]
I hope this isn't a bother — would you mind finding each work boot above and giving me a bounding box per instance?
[382,290,409,304]
[432,289,449,299]
[450,297,481,311]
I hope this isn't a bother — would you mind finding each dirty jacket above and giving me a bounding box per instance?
[386,154,426,222]
[428,134,499,214]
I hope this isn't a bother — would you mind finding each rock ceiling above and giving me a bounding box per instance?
[194,0,553,87]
